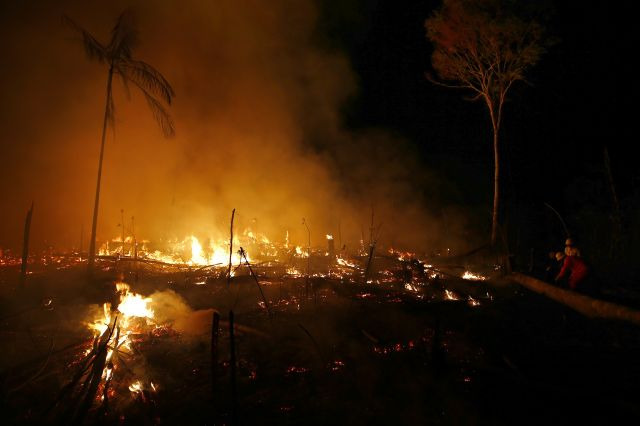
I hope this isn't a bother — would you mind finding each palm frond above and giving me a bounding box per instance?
[108,11,138,60]
[62,15,108,63]
[138,86,175,137]
[114,64,132,99]
[118,59,175,105]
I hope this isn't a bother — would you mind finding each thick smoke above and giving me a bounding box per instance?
[0,0,476,255]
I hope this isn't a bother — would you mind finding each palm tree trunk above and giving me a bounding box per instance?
[87,64,114,272]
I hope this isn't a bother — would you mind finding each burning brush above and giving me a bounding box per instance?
[49,282,160,424]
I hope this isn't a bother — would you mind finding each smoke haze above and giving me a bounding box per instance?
[0,0,476,255]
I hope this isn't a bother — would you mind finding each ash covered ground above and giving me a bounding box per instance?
[1,255,639,425]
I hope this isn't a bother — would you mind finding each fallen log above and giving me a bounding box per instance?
[510,272,640,326]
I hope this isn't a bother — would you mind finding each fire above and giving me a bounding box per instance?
[462,271,487,281]
[326,234,333,240]
[128,380,143,393]
[89,283,154,328]
[444,289,459,300]
[388,248,415,261]
[190,236,206,265]
[100,233,251,266]
[85,281,158,403]
[404,283,419,292]
[295,246,309,258]
[104,364,114,381]
[286,267,302,276]
[467,296,480,307]
[336,256,358,269]
[118,292,153,318]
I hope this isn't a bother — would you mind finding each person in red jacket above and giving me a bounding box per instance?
[555,246,589,290]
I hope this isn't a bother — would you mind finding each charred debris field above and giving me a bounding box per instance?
[1,251,640,425]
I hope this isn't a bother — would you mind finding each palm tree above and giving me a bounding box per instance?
[64,12,175,272]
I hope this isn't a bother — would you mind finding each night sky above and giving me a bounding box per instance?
[0,0,633,256]
[330,0,626,202]
[319,0,632,254]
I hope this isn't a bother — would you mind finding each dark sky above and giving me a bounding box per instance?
[324,0,628,204]
[0,0,632,253]
[313,0,635,254]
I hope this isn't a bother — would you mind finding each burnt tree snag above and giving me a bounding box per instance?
[20,202,34,287]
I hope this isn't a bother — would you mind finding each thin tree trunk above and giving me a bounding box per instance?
[491,121,500,245]
[88,64,114,273]
[227,208,235,287]
[364,242,376,284]
[20,202,34,287]
[239,248,272,320]
[303,220,311,299]
[120,209,125,255]
[485,96,501,246]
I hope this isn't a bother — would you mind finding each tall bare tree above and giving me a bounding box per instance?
[425,0,547,244]
[64,12,175,271]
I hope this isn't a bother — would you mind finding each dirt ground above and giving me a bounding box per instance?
[1,259,639,425]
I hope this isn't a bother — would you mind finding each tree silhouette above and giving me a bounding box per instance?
[64,12,175,271]
[425,0,548,244]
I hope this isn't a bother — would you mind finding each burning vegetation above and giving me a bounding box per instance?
[3,222,639,424]
[0,222,506,424]
[2,1,640,425]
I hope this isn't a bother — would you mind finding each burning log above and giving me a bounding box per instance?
[50,315,118,424]
[19,202,34,287]
[99,325,120,414]
[69,317,118,425]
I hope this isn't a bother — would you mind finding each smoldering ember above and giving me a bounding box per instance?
[0,1,637,425]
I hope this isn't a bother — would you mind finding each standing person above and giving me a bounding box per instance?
[555,246,589,291]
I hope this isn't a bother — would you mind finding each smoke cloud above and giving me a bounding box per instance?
[0,0,476,255]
